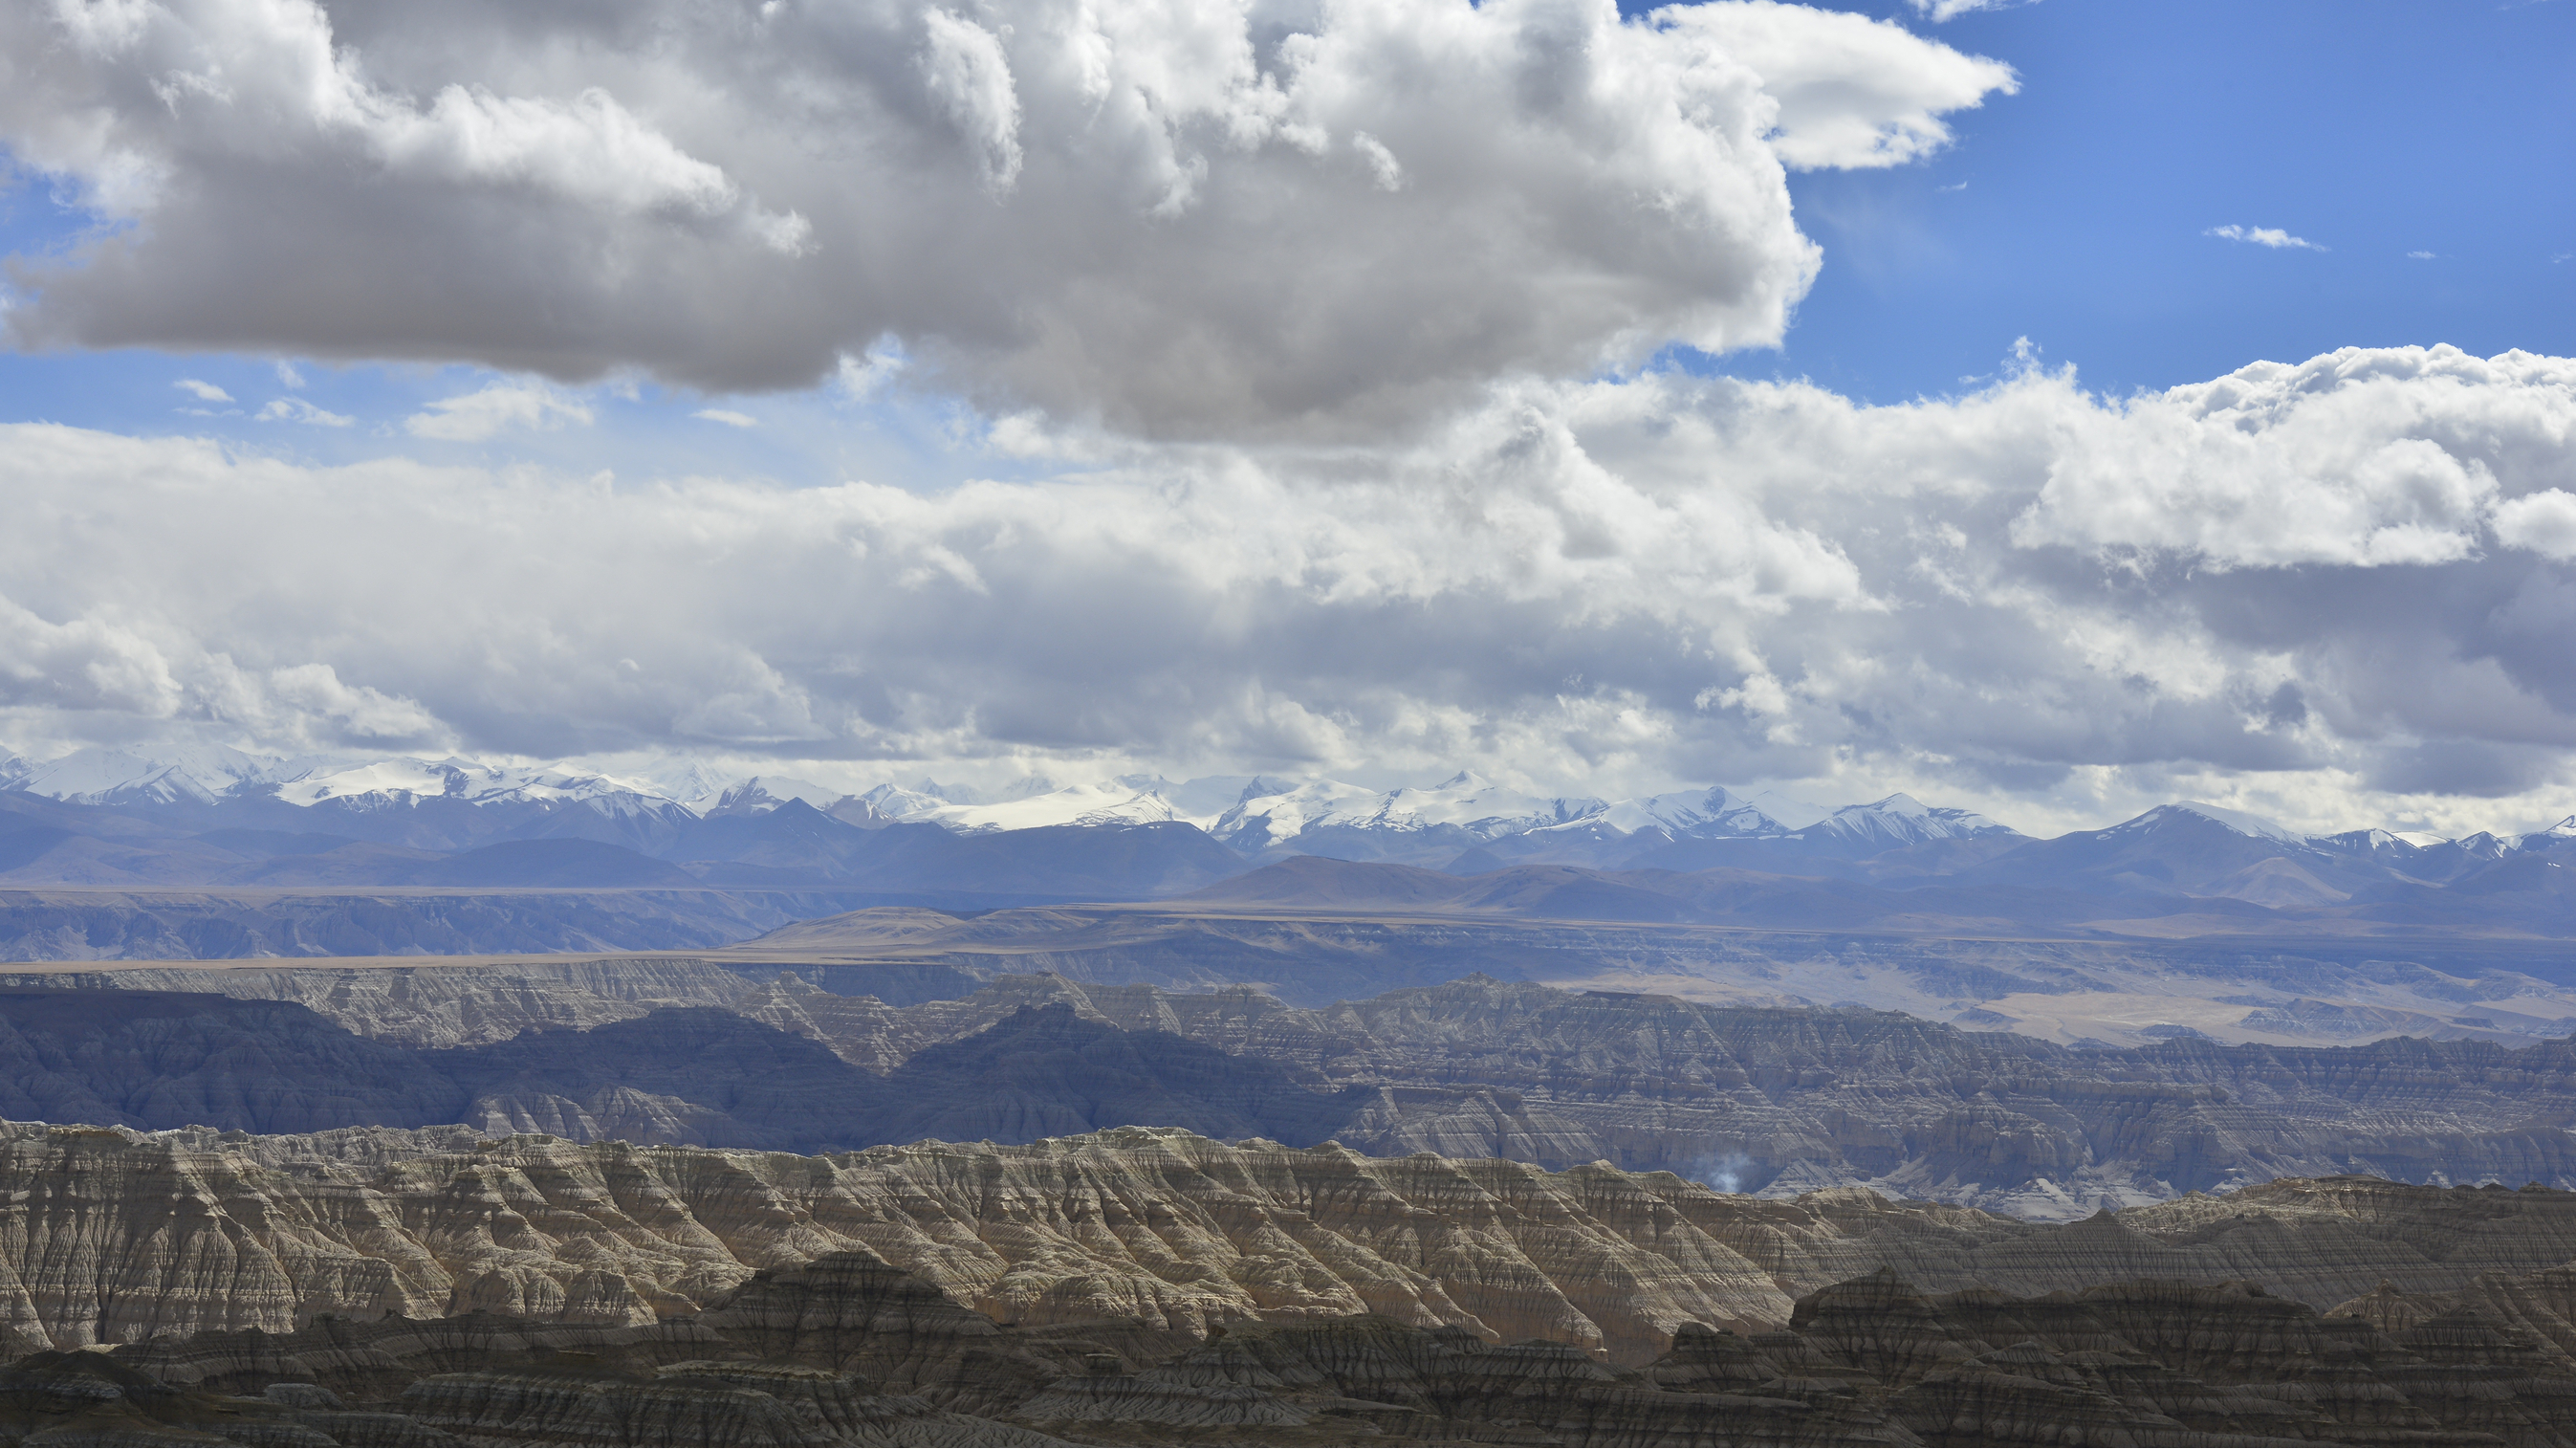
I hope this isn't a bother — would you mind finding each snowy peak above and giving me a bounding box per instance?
[1213,774,1605,854]
[1369,773,1600,831]
[10,746,2548,870]
[1544,786,1783,840]
[853,783,953,820]
[5,744,286,806]
[1212,779,1387,852]
[272,757,681,815]
[273,757,461,805]
[1810,792,2017,848]
[925,781,1184,832]
[694,777,850,818]
[2113,801,2305,845]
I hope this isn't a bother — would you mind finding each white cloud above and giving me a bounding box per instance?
[837,338,909,402]
[255,397,352,427]
[2496,489,2576,560]
[0,0,2012,436]
[695,408,757,428]
[1909,0,2032,18]
[0,592,185,716]
[404,381,593,442]
[172,378,231,403]
[917,9,1024,195]
[2408,251,2437,260]
[1671,1,2018,169]
[3,344,2574,824]
[2009,349,2570,569]
[1351,133,1404,193]
[274,360,305,387]
[2207,224,2326,252]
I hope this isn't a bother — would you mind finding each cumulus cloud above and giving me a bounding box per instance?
[0,592,186,717]
[2010,349,2572,569]
[173,378,231,403]
[404,381,592,442]
[2496,490,2576,560]
[1,345,2572,829]
[256,397,352,427]
[2207,224,2325,252]
[0,0,2011,436]
[0,579,438,751]
[1671,1,2017,169]
[694,408,757,428]
[1909,0,2030,18]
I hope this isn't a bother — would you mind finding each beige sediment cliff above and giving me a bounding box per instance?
[10,1117,2576,1372]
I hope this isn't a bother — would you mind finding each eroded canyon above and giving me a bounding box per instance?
[10,961,2576,1218]
[9,1128,2576,1443]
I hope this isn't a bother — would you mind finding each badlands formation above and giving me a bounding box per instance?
[0,860,2571,1440]
[9,1126,2576,1442]
[11,961,2576,1218]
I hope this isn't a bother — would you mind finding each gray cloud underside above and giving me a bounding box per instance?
[0,344,2570,833]
[2,0,2010,435]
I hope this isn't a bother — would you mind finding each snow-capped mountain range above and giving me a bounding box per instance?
[1,746,2567,873]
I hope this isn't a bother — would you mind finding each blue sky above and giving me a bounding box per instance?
[1730,0,2576,403]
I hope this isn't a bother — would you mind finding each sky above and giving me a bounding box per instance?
[0,0,2570,838]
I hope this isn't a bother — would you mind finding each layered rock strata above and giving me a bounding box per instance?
[14,1116,2576,1383]
[0,956,769,1046]
[0,888,889,962]
[742,971,2576,1218]
[16,964,2576,1219]
[55,1257,2576,1445]
[0,990,1364,1150]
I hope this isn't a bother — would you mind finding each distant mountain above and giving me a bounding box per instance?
[1212,772,1608,865]
[0,747,2568,932]
[918,780,1189,832]
[1171,854,2166,932]
[0,990,1360,1152]
[0,743,286,806]
[0,780,1252,901]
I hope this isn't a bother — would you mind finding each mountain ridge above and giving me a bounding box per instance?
[11,746,2565,877]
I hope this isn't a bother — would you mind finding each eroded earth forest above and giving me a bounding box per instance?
[3,775,2576,1443]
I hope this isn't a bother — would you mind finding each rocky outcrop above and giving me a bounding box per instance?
[0,957,986,1047]
[1777,1268,2576,1445]
[23,1133,2576,1446]
[725,890,2576,1041]
[0,889,891,962]
[0,1122,1832,1361]
[739,971,2576,1218]
[75,1265,2576,1445]
[33,957,771,1045]
[17,964,2576,1219]
[18,1114,2576,1383]
[0,990,1364,1152]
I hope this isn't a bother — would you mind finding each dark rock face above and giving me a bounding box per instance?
[0,1349,376,1445]
[741,972,2576,1217]
[0,1126,2571,1442]
[29,969,2576,1220]
[0,989,471,1133]
[1776,1268,2576,1446]
[868,1003,1370,1147]
[0,991,1362,1152]
[67,1249,2576,1445]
